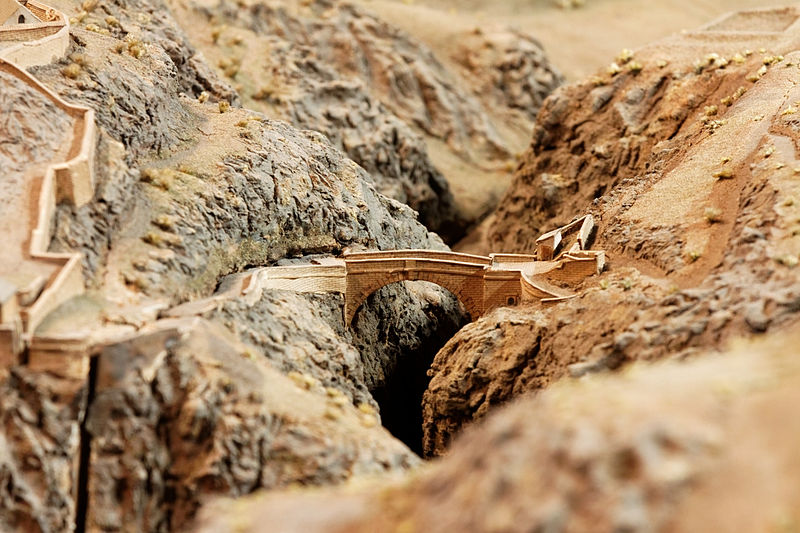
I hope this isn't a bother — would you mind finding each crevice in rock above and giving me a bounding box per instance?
[74,354,99,533]
[354,284,467,456]
[371,346,438,457]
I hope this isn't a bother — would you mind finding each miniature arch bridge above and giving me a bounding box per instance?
[343,250,493,324]
[237,238,604,328]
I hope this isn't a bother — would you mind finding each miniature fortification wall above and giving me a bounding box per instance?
[0,1,96,364]
[0,0,68,67]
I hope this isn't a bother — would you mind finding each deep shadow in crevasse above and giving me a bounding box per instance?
[352,282,468,456]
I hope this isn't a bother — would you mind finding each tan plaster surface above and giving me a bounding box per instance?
[0,2,96,348]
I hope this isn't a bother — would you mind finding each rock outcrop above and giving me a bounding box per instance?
[423,8,800,454]
[1,0,476,529]
[488,9,800,253]
[84,319,418,532]
[8,1,800,532]
[194,330,800,533]
[449,26,562,124]
[0,370,85,533]
[162,0,563,237]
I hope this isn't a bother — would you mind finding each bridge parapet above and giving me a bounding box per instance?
[345,257,489,276]
[344,249,492,265]
[490,253,538,264]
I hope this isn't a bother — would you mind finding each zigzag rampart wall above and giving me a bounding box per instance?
[0,4,96,363]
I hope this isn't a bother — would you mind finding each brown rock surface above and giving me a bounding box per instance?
[162,0,562,237]
[34,0,465,381]
[423,7,800,454]
[84,319,417,532]
[0,370,86,533]
[488,8,800,255]
[6,1,800,531]
[1,0,473,529]
[352,0,771,82]
[194,331,800,533]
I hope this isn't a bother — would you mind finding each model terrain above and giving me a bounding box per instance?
[0,0,798,531]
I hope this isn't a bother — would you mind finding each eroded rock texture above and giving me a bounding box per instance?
[488,17,800,252]
[12,0,800,531]
[162,0,562,236]
[2,0,473,529]
[85,320,417,533]
[450,26,562,124]
[195,332,800,533]
[423,12,800,454]
[0,371,85,533]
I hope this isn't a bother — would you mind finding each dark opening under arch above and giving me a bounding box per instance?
[352,280,468,455]
[18,14,25,23]
[346,269,483,326]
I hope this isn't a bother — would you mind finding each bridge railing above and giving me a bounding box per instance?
[343,249,492,265]
[345,257,490,275]
[26,0,62,21]
[490,253,539,264]
[244,264,347,295]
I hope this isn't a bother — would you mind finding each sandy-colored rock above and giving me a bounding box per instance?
[424,7,800,454]
[38,0,468,465]
[166,285,464,430]
[450,26,562,124]
[1,0,467,530]
[7,1,800,532]
[0,370,86,533]
[85,319,417,533]
[487,9,800,255]
[164,0,562,236]
[193,330,800,533]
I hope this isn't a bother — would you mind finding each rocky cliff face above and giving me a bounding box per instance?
[84,320,419,532]
[195,330,800,533]
[488,15,800,253]
[0,369,85,533]
[422,11,800,454]
[5,0,800,531]
[0,0,495,528]
[161,0,563,237]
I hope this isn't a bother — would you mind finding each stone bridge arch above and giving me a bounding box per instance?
[344,257,487,325]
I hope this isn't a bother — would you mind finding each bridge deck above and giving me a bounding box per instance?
[520,273,575,300]
[343,249,492,265]
[345,257,490,276]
